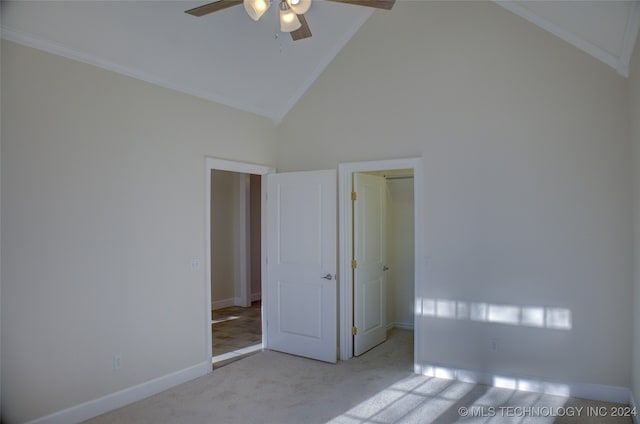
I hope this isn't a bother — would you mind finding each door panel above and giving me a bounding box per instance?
[266,170,337,363]
[277,183,322,265]
[353,173,387,356]
[278,280,322,338]
[363,278,382,332]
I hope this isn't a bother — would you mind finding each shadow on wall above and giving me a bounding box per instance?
[420,298,572,330]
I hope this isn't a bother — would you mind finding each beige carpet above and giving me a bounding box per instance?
[85,329,632,424]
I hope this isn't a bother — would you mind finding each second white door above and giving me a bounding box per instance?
[353,173,387,356]
[266,170,337,363]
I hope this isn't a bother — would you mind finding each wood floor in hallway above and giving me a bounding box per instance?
[211,300,262,367]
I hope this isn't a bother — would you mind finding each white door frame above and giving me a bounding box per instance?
[204,157,275,366]
[338,158,424,371]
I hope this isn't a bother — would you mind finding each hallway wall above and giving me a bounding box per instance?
[250,174,262,300]
[211,170,241,306]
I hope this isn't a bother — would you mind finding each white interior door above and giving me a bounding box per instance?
[353,173,387,356]
[266,170,337,363]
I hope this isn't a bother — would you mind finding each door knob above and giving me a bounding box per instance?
[321,274,333,280]
[383,265,389,271]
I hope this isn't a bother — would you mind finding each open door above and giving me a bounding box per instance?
[353,173,387,356]
[265,170,337,363]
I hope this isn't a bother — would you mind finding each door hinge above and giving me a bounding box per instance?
[352,326,358,336]
[351,191,357,201]
[351,259,357,269]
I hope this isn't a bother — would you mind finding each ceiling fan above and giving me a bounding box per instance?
[185,0,395,41]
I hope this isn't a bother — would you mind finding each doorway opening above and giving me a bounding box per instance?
[338,158,423,372]
[204,158,274,369]
[210,171,262,367]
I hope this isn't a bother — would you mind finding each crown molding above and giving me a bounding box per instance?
[1,26,275,121]
[495,1,634,78]
[618,1,640,77]
[1,13,373,125]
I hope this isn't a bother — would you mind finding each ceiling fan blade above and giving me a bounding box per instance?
[326,0,394,10]
[291,14,312,41]
[185,0,243,16]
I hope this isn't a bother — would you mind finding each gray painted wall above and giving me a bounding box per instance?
[1,40,276,423]
[277,1,633,389]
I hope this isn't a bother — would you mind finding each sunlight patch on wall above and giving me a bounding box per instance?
[423,364,571,397]
[421,298,572,330]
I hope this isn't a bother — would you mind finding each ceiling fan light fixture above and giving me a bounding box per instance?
[244,0,271,21]
[287,0,311,15]
[279,0,301,32]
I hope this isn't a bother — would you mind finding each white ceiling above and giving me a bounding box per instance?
[2,1,639,123]
[1,0,374,122]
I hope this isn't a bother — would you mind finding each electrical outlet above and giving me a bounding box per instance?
[490,339,499,353]
[113,355,122,370]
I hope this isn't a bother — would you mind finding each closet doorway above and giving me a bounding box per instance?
[338,158,423,369]
[352,169,415,357]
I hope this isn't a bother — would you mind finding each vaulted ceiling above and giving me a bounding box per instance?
[2,1,639,123]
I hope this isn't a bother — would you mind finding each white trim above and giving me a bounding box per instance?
[2,12,376,124]
[272,9,374,124]
[338,158,424,369]
[205,158,274,368]
[0,26,274,120]
[422,362,631,405]
[260,174,269,348]
[211,295,258,310]
[25,361,210,424]
[494,2,627,77]
[386,322,414,331]
[211,298,236,311]
[618,1,640,78]
[206,158,274,176]
[392,322,414,331]
[212,343,263,364]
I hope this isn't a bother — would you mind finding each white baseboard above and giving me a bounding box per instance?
[27,361,210,424]
[386,321,415,331]
[421,362,630,404]
[212,295,261,310]
[211,298,235,310]
[393,321,415,330]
